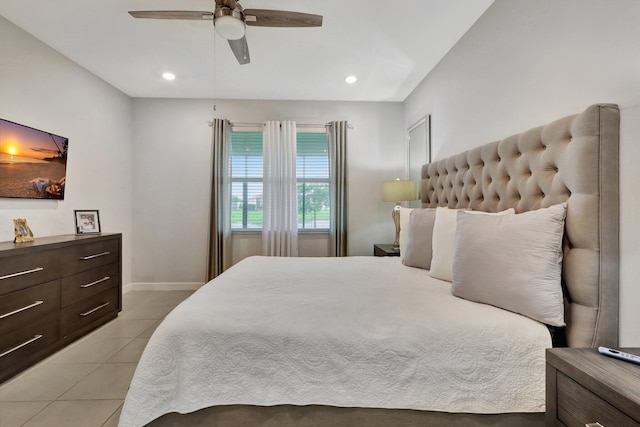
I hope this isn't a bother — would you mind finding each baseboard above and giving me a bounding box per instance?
[123,282,205,294]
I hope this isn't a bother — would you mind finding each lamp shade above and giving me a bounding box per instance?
[382,179,416,202]
[215,15,246,40]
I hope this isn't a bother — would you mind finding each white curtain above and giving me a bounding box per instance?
[262,121,298,256]
[207,118,232,279]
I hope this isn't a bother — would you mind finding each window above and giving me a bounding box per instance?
[296,132,329,230]
[231,132,263,229]
[230,130,329,231]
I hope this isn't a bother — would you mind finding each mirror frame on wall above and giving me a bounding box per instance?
[407,115,431,207]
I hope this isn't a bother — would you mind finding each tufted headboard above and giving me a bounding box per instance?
[420,104,619,348]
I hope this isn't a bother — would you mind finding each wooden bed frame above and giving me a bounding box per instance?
[146,104,619,427]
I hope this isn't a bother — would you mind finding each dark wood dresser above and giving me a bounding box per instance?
[0,233,121,383]
[546,347,640,426]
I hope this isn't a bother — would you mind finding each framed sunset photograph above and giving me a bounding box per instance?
[0,118,68,200]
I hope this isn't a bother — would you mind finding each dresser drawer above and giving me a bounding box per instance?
[61,264,119,308]
[557,371,639,426]
[60,288,118,336]
[0,313,59,380]
[0,252,59,295]
[60,239,119,276]
[0,280,60,335]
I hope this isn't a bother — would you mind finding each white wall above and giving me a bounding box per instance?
[6,0,636,342]
[131,99,405,285]
[0,16,134,284]
[403,0,640,345]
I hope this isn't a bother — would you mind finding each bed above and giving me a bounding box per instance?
[119,103,619,427]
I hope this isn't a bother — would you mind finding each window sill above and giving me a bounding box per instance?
[231,229,330,235]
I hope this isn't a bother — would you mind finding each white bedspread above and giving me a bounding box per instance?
[119,256,552,427]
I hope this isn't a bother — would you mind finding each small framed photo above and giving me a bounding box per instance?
[13,218,34,243]
[75,210,101,234]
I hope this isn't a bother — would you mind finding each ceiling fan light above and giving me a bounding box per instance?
[215,15,246,40]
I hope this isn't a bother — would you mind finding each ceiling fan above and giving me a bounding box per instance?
[129,0,323,65]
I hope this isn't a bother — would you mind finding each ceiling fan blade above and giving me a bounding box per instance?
[129,11,214,20]
[244,9,323,27]
[228,36,251,65]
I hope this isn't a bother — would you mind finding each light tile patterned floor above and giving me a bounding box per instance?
[0,291,193,427]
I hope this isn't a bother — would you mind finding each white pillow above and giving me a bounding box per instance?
[399,207,413,258]
[402,208,437,270]
[429,207,515,282]
[451,203,567,326]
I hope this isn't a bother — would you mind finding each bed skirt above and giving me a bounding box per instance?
[146,405,544,427]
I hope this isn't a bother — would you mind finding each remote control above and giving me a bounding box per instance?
[598,346,640,366]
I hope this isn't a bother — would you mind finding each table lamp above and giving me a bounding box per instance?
[382,179,416,248]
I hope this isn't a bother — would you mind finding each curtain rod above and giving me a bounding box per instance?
[207,121,353,129]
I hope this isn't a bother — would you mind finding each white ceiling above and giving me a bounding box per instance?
[0,0,493,102]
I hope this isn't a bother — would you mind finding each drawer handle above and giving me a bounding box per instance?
[0,335,43,358]
[0,267,44,281]
[80,276,111,288]
[79,251,110,260]
[585,424,604,427]
[80,302,110,317]
[0,300,44,319]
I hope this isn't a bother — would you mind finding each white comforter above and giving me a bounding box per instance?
[119,256,552,427]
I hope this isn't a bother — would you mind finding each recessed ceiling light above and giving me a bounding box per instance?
[162,72,176,81]
[345,75,357,84]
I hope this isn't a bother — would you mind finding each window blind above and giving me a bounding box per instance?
[230,131,329,230]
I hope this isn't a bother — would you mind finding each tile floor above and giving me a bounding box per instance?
[0,290,193,427]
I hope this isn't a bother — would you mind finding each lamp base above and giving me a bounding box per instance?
[392,203,401,248]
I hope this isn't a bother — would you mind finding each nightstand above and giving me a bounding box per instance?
[546,347,640,426]
[373,244,400,257]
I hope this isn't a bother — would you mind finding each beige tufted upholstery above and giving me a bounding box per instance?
[421,104,619,348]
